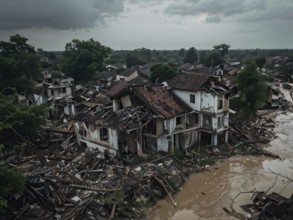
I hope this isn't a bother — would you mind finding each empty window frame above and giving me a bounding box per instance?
[217,95,223,110]
[190,94,195,103]
[100,128,109,141]
[217,116,224,129]
[202,114,212,129]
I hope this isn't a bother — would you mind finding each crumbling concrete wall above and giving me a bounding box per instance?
[200,92,216,113]
[74,122,119,156]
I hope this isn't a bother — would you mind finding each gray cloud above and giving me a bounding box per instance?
[238,0,293,22]
[164,0,293,23]
[165,0,265,16]
[0,0,124,30]
[205,15,222,23]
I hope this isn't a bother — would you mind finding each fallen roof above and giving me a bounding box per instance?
[76,106,151,131]
[132,85,191,119]
[105,82,129,98]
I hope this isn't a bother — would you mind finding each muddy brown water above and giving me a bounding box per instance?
[147,101,293,219]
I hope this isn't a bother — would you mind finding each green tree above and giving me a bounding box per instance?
[125,48,153,67]
[178,48,186,57]
[255,56,266,69]
[126,52,146,68]
[0,34,42,93]
[0,94,47,138]
[0,93,48,210]
[62,39,111,82]
[150,64,177,83]
[237,61,267,119]
[0,166,25,211]
[48,52,56,61]
[205,50,223,67]
[183,47,198,63]
[213,43,230,57]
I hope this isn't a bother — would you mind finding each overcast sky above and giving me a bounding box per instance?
[0,0,293,50]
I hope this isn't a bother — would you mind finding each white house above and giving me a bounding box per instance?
[169,73,230,145]
[46,77,75,98]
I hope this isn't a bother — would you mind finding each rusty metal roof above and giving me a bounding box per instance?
[133,85,191,119]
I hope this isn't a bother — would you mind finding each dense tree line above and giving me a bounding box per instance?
[0,35,48,210]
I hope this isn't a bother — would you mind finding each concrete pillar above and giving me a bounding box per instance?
[211,133,218,145]
[224,130,229,143]
[198,131,201,146]
[171,135,174,153]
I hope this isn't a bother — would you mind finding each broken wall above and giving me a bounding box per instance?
[74,122,119,155]
[121,95,132,108]
[157,136,170,152]
[200,92,216,113]
[64,104,77,117]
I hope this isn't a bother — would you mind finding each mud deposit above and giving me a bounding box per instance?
[147,111,293,220]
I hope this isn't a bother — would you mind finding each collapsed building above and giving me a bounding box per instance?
[169,73,230,146]
[74,73,230,157]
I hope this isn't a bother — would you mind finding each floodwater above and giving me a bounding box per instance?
[147,92,293,220]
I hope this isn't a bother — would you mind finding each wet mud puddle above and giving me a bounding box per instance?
[147,111,293,220]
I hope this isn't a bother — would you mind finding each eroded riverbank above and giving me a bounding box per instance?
[147,111,293,220]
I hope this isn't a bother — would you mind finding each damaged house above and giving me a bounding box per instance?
[168,73,230,145]
[74,74,230,156]
[46,77,75,99]
[112,85,199,154]
[74,85,197,156]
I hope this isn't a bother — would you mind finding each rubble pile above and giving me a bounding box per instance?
[3,145,189,219]
[224,191,293,220]
[229,112,278,145]
[2,132,283,219]
[242,192,293,220]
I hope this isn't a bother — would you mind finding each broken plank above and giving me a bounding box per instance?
[110,203,116,219]
[69,184,122,192]
[233,126,251,139]
[153,175,177,207]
